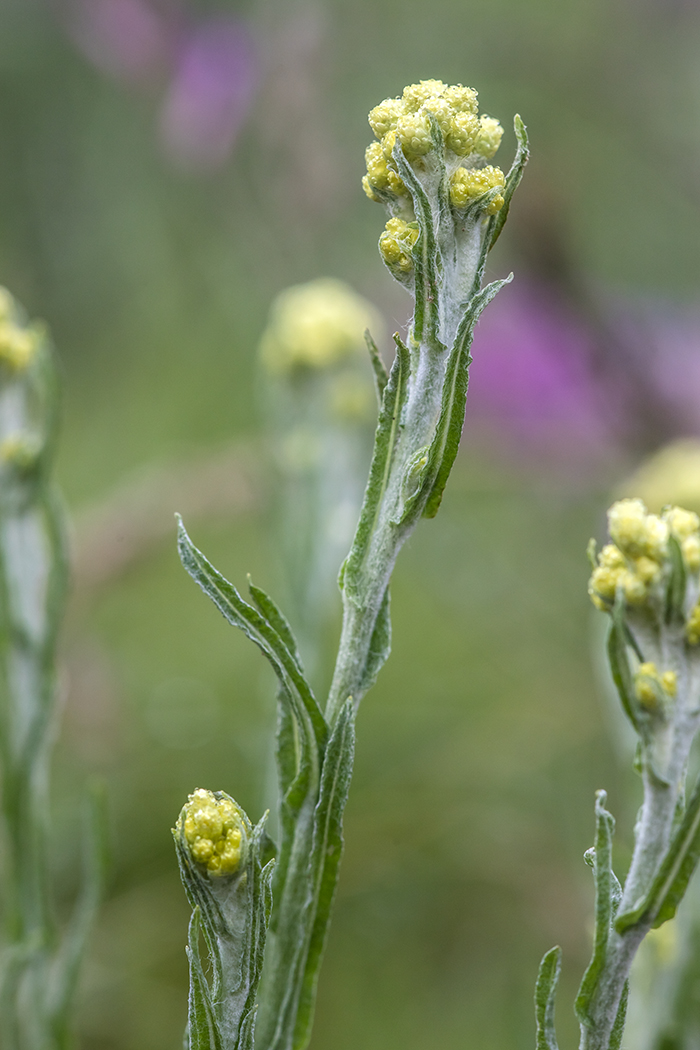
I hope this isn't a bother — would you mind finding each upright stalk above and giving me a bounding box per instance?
[0,288,105,1050]
[175,78,527,1050]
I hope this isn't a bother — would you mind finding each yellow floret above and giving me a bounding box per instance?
[634,556,662,584]
[181,788,246,877]
[259,279,381,375]
[633,662,677,710]
[682,534,700,572]
[446,111,480,156]
[599,544,626,569]
[608,499,669,561]
[475,116,504,159]
[368,97,405,139]
[664,505,700,539]
[449,166,505,209]
[0,433,41,470]
[0,321,38,372]
[396,111,433,156]
[379,217,420,273]
[401,80,448,111]
[422,96,454,135]
[661,671,678,696]
[443,84,478,114]
[621,570,647,604]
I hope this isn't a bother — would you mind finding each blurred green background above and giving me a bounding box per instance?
[3,0,700,1047]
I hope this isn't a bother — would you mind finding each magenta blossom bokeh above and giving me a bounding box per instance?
[465,280,613,458]
[66,0,259,171]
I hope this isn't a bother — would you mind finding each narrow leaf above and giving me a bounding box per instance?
[616,769,700,932]
[607,598,640,732]
[665,535,686,626]
[357,586,391,695]
[490,114,529,248]
[248,579,303,672]
[609,981,628,1050]
[186,909,224,1050]
[534,946,561,1050]
[364,329,388,403]
[177,519,327,756]
[342,335,410,596]
[392,143,442,347]
[575,791,617,1025]
[293,699,356,1050]
[422,277,511,519]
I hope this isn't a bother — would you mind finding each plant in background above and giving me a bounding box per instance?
[535,499,700,1050]
[173,78,527,1050]
[0,289,106,1050]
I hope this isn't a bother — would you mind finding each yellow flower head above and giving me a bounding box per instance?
[475,116,505,159]
[449,166,505,212]
[363,80,504,204]
[0,288,40,374]
[259,279,381,376]
[608,499,668,561]
[633,662,676,710]
[378,217,420,274]
[179,788,248,877]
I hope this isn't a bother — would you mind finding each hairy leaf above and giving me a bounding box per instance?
[392,144,442,348]
[186,909,224,1050]
[576,791,619,1025]
[421,277,511,519]
[490,115,529,249]
[616,771,700,932]
[607,598,640,732]
[342,335,410,598]
[364,329,389,403]
[356,586,391,696]
[535,946,562,1050]
[177,521,326,758]
[665,535,687,627]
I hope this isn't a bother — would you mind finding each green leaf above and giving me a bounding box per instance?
[609,981,629,1050]
[421,277,511,519]
[356,586,391,695]
[616,770,700,932]
[665,535,687,626]
[364,329,389,404]
[186,908,224,1050]
[534,946,561,1050]
[392,143,442,348]
[248,579,303,673]
[576,791,619,1026]
[293,699,356,1050]
[490,114,529,249]
[342,334,410,598]
[258,702,356,1050]
[607,599,640,732]
[177,520,327,758]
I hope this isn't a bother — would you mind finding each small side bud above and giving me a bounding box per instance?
[177,788,249,878]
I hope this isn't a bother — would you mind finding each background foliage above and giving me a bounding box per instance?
[2,0,700,1047]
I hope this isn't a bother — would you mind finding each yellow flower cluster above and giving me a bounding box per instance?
[588,499,700,612]
[259,279,381,376]
[362,79,504,205]
[181,788,246,877]
[378,217,420,273]
[634,662,677,710]
[0,288,38,373]
[449,165,505,213]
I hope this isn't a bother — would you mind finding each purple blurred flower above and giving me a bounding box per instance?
[465,281,611,455]
[68,0,172,84]
[159,17,259,172]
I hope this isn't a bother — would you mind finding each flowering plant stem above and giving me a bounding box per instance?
[0,290,106,1050]
[535,501,700,1050]
[176,79,527,1050]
